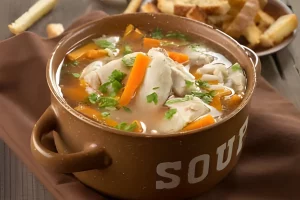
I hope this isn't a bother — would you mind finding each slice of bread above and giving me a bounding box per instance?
[225,0,260,38]
[242,22,262,47]
[141,2,159,13]
[186,6,207,23]
[260,14,298,47]
[158,0,230,15]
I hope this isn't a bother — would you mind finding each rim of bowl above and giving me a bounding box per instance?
[48,13,257,138]
[256,0,298,57]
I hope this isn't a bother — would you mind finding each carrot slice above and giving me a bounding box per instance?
[85,49,107,59]
[67,43,98,60]
[75,105,118,127]
[210,90,232,111]
[168,51,189,63]
[226,94,243,110]
[208,80,219,85]
[143,38,161,49]
[133,120,143,133]
[183,115,215,131]
[124,24,135,37]
[119,53,151,106]
[61,85,88,102]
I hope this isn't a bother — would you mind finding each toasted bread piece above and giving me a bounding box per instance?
[207,14,233,26]
[124,0,142,13]
[46,23,64,38]
[228,0,246,9]
[8,0,57,35]
[186,6,207,23]
[260,14,298,47]
[255,10,275,32]
[225,0,260,38]
[141,2,159,13]
[243,22,262,47]
[159,0,230,15]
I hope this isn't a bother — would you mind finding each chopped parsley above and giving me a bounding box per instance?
[166,95,194,105]
[124,45,133,55]
[165,32,187,41]
[115,122,137,132]
[101,112,110,117]
[88,93,100,104]
[164,108,177,120]
[99,82,111,93]
[123,106,132,113]
[63,60,79,67]
[191,91,216,104]
[195,80,210,89]
[95,39,115,50]
[71,60,79,66]
[146,92,158,105]
[98,97,119,108]
[231,63,242,71]
[185,80,193,88]
[122,56,136,67]
[111,80,123,95]
[150,28,164,39]
[109,70,127,82]
[153,87,160,90]
[72,73,81,78]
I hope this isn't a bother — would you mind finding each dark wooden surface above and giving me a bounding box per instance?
[0,0,299,199]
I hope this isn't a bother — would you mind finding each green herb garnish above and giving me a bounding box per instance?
[123,106,132,113]
[95,40,115,50]
[165,32,187,41]
[101,112,110,117]
[166,95,194,105]
[99,82,110,94]
[191,91,216,104]
[111,80,123,95]
[164,108,177,120]
[124,45,133,55]
[116,122,137,132]
[195,80,210,89]
[72,60,79,66]
[150,28,164,39]
[231,63,242,71]
[153,87,160,90]
[147,92,158,105]
[122,56,136,67]
[190,44,203,52]
[109,70,127,82]
[98,97,118,108]
[185,80,193,88]
[88,93,100,104]
[72,73,81,78]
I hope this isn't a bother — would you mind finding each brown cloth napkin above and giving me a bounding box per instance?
[1,11,300,200]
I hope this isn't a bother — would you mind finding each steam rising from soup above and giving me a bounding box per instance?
[59,24,246,134]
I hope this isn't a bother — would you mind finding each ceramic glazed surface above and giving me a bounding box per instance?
[31,13,260,199]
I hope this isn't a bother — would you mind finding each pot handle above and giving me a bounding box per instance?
[31,106,112,173]
[241,45,261,77]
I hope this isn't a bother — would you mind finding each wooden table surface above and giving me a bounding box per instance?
[0,0,300,199]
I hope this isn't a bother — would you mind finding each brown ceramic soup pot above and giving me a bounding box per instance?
[31,13,260,200]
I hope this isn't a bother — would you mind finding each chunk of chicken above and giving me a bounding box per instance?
[133,49,172,110]
[80,61,103,90]
[225,66,246,93]
[156,96,210,133]
[183,45,214,67]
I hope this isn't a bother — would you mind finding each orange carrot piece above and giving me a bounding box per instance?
[61,85,88,102]
[183,115,215,131]
[168,51,189,63]
[119,54,151,106]
[210,90,232,111]
[133,120,143,133]
[75,105,118,127]
[208,80,219,85]
[124,24,135,37]
[143,38,161,49]
[85,49,107,59]
[67,43,98,60]
[227,94,243,109]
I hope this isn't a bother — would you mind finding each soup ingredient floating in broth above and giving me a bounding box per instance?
[60,24,247,134]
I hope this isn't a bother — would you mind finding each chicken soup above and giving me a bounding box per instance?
[58,25,246,134]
